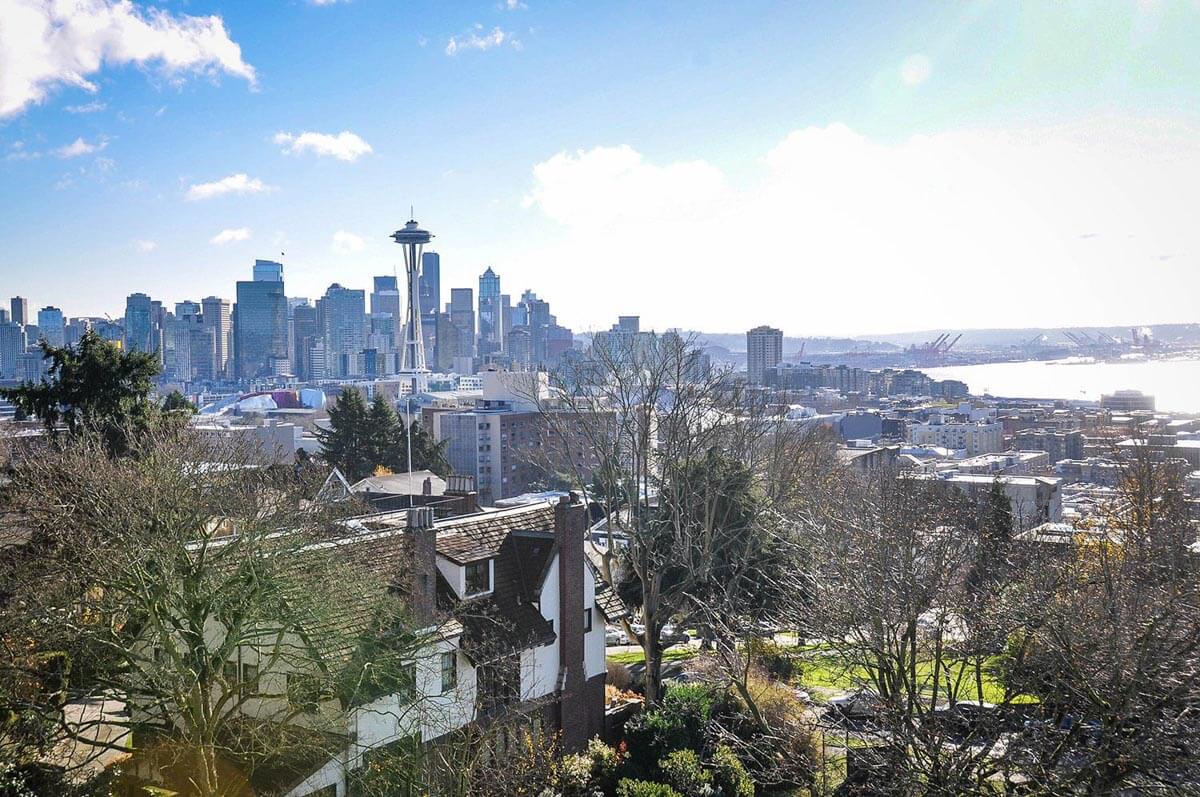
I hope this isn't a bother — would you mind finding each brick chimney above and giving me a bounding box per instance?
[554,492,589,751]
[406,507,437,627]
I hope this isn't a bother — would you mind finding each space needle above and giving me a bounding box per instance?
[391,215,433,395]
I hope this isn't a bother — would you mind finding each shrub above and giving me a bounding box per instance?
[710,746,753,797]
[608,660,633,691]
[659,749,713,797]
[616,778,684,797]
[560,737,624,797]
[623,683,727,776]
[750,638,799,682]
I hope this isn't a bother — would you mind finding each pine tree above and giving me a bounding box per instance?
[366,393,405,474]
[0,329,161,456]
[316,388,373,481]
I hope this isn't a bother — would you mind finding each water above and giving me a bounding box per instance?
[924,357,1200,414]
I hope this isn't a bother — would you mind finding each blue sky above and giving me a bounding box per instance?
[2,1,1199,336]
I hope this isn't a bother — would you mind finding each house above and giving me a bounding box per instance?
[286,495,616,796]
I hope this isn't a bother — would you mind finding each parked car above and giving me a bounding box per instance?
[661,624,691,647]
[605,626,627,646]
[824,690,884,727]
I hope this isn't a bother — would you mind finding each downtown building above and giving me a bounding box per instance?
[233,260,290,380]
[746,325,783,386]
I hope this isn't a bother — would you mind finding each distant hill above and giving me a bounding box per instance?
[860,323,1200,349]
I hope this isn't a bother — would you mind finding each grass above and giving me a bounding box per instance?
[607,646,698,666]
[796,649,1035,703]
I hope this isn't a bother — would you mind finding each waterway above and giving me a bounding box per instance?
[923,357,1200,414]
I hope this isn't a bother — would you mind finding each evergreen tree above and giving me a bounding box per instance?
[0,329,161,456]
[365,393,405,473]
[161,389,196,415]
[315,388,373,481]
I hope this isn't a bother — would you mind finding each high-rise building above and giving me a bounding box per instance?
[291,303,319,381]
[371,275,402,350]
[64,317,90,347]
[391,218,435,393]
[233,264,289,380]
[10,297,28,327]
[124,293,156,355]
[419,252,441,316]
[478,267,501,355]
[746,325,783,386]
[36,306,65,347]
[171,301,213,382]
[0,321,27,378]
[253,259,284,282]
[201,296,232,379]
[0,309,9,325]
[449,288,476,362]
[318,283,366,378]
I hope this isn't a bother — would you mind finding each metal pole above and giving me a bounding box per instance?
[406,393,414,507]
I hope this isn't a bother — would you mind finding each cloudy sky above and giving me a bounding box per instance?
[1,1,1198,336]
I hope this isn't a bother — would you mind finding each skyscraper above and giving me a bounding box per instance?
[478,267,501,355]
[171,301,213,382]
[253,259,284,282]
[370,275,402,350]
[291,302,319,381]
[124,293,157,355]
[449,288,475,362]
[9,297,28,327]
[0,321,26,378]
[419,252,441,316]
[746,325,783,386]
[233,263,289,379]
[36,307,65,347]
[391,217,435,393]
[318,283,366,378]
[201,296,232,379]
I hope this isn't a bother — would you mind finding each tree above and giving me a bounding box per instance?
[0,329,160,456]
[1002,448,1200,793]
[315,387,373,481]
[532,332,829,706]
[0,428,426,796]
[797,468,1034,794]
[161,389,196,415]
[317,390,449,482]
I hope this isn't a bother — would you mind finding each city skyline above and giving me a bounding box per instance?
[3,2,1200,335]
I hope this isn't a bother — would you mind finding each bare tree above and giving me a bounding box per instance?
[797,467,1040,794]
[529,331,834,706]
[0,427,427,796]
[1003,447,1200,794]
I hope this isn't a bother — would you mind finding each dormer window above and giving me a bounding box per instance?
[465,559,491,595]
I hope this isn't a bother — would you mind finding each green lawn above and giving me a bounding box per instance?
[797,650,1034,703]
[607,646,698,666]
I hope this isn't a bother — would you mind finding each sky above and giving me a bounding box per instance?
[1,0,1199,338]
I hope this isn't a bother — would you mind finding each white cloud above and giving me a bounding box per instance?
[186,173,272,200]
[210,227,251,245]
[133,238,157,252]
[0,0,256,118]
[500,0,527,9]
[331,229,365,254]
[65,100,106,113]
[445,25,518,56]
[55,137,107,158]
[901,53,932,86]
[274,130,372,162]
[519,117,1200,335]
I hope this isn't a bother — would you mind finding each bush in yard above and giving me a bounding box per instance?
[623,683,728,776]
[710,745,754,797]
[749,638,799,683]
[560,737,625,797]
[658,749,713,797]
[616,778,684,797]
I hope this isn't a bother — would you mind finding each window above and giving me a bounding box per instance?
[465,560,490,595]
[583,608,593,633]
[440,651,457,692]
[240,663,259,697]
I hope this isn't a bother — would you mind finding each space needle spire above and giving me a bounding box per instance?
[391,215,434,395]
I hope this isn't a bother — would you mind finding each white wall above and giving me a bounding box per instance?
[523,556,560,701]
